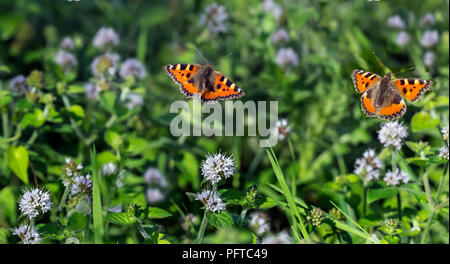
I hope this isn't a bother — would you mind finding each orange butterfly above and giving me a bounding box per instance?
[164,63,245,103]
[352,69,432,121]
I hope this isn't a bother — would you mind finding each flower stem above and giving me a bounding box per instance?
[435,162,448,203]
[363,185,368,216]
[421,163,448,243]
[421,210,434,244]
[61,95,88,144]
[396,192,402,219]
[137,222,151,241]
[196,209,208,244]
[58,185,70,212]
[2,112,9,141]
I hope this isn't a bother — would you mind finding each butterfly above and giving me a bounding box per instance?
[164,63,245,103]
[352,69,432,121]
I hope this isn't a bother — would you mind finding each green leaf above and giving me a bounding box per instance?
[147,207,172,219]
[206,211,234,228]
[107,212,136,225]
[67,85,85,94]
[0,91,11,107]
[20,108,45,128]
[220,189,245,205]
[411,112,439,132]
[256,197,278,209]
[67,212,87,230]
[0,187,17,224]
[100,91,116,113]
[37,223,59,237]
[367,187,398,203]
[96,151,118,166]
[105,130,123,149]
[127,136,148,154]
[6,145,29,184]
[0,65,11,73]
[68,105,85,119]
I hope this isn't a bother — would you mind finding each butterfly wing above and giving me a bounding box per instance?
[200,71,245,103]
[164,64,202,97]
[360,88,378,118]
[360,81,406,121]
[352,69,381,94]
[378,93,407,121]
[392,78,432,102]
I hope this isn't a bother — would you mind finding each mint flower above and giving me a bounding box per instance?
[19,188,52,219]
[199,3,229,34]
[9,75,29,95]
[249,211,271,236]
[144,168,167,187]
[119,58,147,80]
[378,121,408,150]
[196,189,226,213]
[201,152,235,184]
[93,27,119,49]
[387,15,405,29]
[13,224,41,244]
[384,168,410,186]
[354,149,383,182]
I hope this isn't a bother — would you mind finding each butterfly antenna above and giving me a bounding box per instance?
[393,66,416,76]
[194,46,209,64]
[372,52,389,70]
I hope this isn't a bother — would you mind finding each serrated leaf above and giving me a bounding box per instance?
[367,187,398,204]
[256,197,278,209]
[107,212,136,225]
[206,211,233,228]
[220,189,245,205]
[147,207,172,219]
[67,212,87,230]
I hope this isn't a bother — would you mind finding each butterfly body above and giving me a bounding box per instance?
[352,69,432,121]
[164,63,245,103]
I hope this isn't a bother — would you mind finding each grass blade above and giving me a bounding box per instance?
[91,146,104,243]
[266,147,309,241]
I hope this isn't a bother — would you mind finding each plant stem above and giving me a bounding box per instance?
[435,162,448,203]
[137,222,151,240]
[2,112,9,140]
[58,185,70,212]
[61,95,88,144]
[421,163,448,243]
[196,209,208,244]
[397,192,402,219]
[391,149,402,219]
[363,185,368,216]
[287,138,298,196]
[421,210,434,244]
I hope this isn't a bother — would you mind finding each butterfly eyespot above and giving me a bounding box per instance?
[187,73,191,78]
[217,84,221,89]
